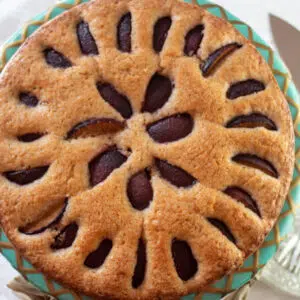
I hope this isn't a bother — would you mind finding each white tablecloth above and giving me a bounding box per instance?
[0,1,299,299]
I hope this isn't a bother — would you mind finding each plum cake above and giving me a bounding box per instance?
[0,0,294,298]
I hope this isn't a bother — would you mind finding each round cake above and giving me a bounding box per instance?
[0,0,295,298]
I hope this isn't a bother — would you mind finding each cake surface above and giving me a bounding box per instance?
[0,0,295,298]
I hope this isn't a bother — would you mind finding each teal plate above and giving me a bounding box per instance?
[0,1,299,299]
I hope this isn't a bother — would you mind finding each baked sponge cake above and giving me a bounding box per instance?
[0,0,295,298]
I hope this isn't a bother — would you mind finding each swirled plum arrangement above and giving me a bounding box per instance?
[0,0,294,299]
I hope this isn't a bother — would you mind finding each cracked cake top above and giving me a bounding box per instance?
[0,0,295,298]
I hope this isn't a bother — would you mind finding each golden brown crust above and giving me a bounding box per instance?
[0,0,295,299]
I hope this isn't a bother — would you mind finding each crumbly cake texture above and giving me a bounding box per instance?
[0,0,295,298]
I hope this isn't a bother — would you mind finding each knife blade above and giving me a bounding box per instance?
[270,14,300,91]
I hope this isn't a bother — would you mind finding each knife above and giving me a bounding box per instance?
[270,14,300,91]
